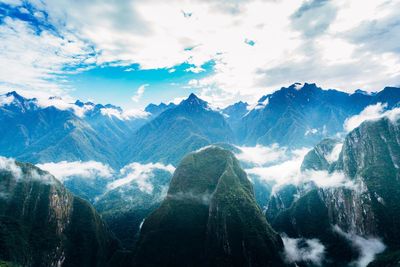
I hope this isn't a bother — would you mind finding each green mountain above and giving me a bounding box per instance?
[125,94,235,165]
[267,115,400,266]
[0,92,149,169]
[132,146,286,267]
[0,158,119,267]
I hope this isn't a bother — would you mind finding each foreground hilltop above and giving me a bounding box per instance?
[132,146,286,267]
[0,158,119,267]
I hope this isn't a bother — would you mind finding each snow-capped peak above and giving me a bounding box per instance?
[293,82,304,90]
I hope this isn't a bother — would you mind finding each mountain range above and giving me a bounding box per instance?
[1,83,400,266]
[2,83,400,167]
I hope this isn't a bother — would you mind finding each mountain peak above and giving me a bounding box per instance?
[133,146,285,266]
[354,89,369,95]
[6,91,20,97]
[188,92,200,101]
[1,91,38,111]
[180,93,208,108]
[4,91,28,102]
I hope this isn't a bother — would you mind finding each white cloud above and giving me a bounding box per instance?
[344,103,400,132]
[131,84,148,103]
[0,94,15,106]
[36,161,114,182]
[0,16,95,98]
[334,226,386,267]
[325,143,343,163]
[245,147,309,190]
[0,156,22,179]
[2,0,400,106]
[100,107,150,120]
[185,66,205,73]
[107,162,175,193]
[302,170,354,189]
[0,90,149,119]
[171,96,186,105]
[36,96,94,117]
[245,147,354,192]
[0,156,55,184]
[235,144,287,166]
[282,236,325,266]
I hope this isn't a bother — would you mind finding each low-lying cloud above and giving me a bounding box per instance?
[0,94,15,107]
[244,146,354,192]
[37,160,114,182]
[0,156,22,179]
[107,162,175,194]
[100,107,150,120]
[282,235,325,266]
[325,143,343,163]
[235,144,287,166]
[344,103,400,132]
[334,225,386,267]
[1,156,55,184]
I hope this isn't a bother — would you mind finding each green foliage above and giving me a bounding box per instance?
[271,190,359,266]
[0,162,119,267]
[132,147,286,267]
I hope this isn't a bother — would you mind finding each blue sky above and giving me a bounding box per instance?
[69,61,214,108]
[0,0,399,109]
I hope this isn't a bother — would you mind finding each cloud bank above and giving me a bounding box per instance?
[37,161,114,182]
[107,162,175,193]
[0,156,22,179]
[334,226,386,267]
[100,107,150,120]
[344,103,400,132]
[282,236,325,266]
[242,145,354,192]
[131,84,149,103]
[0,156,55,184]
[235,144,287,166]
[2,0,400,106]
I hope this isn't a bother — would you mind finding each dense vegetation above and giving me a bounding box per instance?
[132,147,286,267]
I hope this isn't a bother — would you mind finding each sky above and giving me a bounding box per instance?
[0,0,399,109]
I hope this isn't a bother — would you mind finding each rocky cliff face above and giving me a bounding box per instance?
[132,146,286,267]
[334,117,400,247]
[267,115,400,265]
[0,158,119,267]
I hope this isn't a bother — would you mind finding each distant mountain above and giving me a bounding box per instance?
[2,85,399,168]
[0,158,119,267]
[124,94,235,165]
[144,102,176,117]
[132,146,286,267]
[221,101,249,138]
[0,92,148,168]
[75,100,148,145]
[237,83,400,147]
